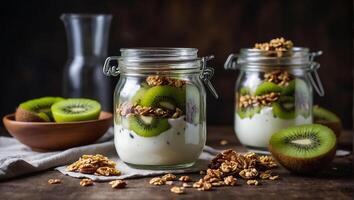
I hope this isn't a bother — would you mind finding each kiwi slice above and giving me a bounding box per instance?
[238,106,262,119]
[239,87,250,96]
[51,98,101,122]
[15,97,64,122]
[254,82,283,96]
[313,105,342,138]
[140,85,186,111]
[131,87,148,104]
[269,124,336,175]
[272,96,295,119]
[127,115,171,137]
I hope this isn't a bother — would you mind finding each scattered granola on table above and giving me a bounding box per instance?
[80,178,94,187]
[170,186,185,194]
[109,180,127,189]
[48,179,61,184]
[179,175,192,182]
[66,154,121,177]
[149,177,166,186]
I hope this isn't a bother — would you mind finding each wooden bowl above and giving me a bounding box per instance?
[3,111,113,151]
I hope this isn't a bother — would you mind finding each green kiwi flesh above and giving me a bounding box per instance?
[313,105,342,138]
[269,124,336,175]
[272,96,295,119]
[131,87,148,104]
[127,115,171,137]
[254,82,283,96]
[239,87,250,95]
[238,106,262,119]
[51,98,101,122]
[140,85,186,111]
[15,97,64,122]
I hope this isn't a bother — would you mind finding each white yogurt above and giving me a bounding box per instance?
[114,116,205,166]
[235,107,312,149]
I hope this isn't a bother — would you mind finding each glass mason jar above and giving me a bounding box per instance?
[224,47,324,153]
[103,48,218,169]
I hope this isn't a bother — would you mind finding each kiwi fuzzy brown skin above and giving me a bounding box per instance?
[313,105,342,138]
[15,107,50,122]
[269,143,336,175]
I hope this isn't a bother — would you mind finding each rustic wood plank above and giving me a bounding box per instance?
[0,127,353,199]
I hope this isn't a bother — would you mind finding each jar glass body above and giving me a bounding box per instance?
[111,49,208,169]
[234,67,313,152]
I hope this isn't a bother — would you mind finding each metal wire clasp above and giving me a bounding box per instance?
[200,55,219,99]
[103,56,120,76]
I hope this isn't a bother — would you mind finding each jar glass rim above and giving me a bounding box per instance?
[119,48,199,62]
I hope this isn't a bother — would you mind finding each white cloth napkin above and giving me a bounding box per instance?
[0,128,218,181]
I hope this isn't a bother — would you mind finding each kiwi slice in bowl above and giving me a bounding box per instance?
[313,105,342,138]
[15,97,64,122]
[272,96,295,119]
[51,98,101,122]
[126,115,171,137]
[269,124,337,175]
[254,82,283,96]
[140,85,186,111]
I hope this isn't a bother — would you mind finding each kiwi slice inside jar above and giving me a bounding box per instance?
[126,115,171,137]
[269,124,336,175]
[140,85,186,112]
[272,96,295,119]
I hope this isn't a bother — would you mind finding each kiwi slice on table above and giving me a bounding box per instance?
[237,106,262,119]
[313,105,342,138]
[15,97,64,122]
[51,98,101,122]
[140,85,186,111]
[269,124,336,175]
[126,115,171,137]
[254,82,283,96]
[272,96,295,119]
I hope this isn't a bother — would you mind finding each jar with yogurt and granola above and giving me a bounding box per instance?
[103,48,218,169]
[224,38,324,153]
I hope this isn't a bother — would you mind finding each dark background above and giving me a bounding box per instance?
[0,0,352,128]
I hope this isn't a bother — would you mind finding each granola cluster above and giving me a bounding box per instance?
[149,150,279,194]
[199,149,279,187]
[109,180,127,189]
[238,92,280,108]
[254,37,293,57]
[264,70,293,87]
[146,75,186,88]
[80,178,94,187]
[117,102,183,119]
[66,154,121,176]
[48,179,61,184]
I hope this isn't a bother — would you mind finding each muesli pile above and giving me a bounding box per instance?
[149,149,279,194]
[254,37,293,57]
[66,154,121,176]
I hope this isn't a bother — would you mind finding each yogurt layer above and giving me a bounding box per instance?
[114,116,205,166]
[235,107,312,148]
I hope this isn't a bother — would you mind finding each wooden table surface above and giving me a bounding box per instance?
[0,126,353,200]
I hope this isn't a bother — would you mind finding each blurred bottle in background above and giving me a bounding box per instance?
[61,14,112,111]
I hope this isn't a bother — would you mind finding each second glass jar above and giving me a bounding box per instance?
[225,47,324,153]
[103,48,217,169]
